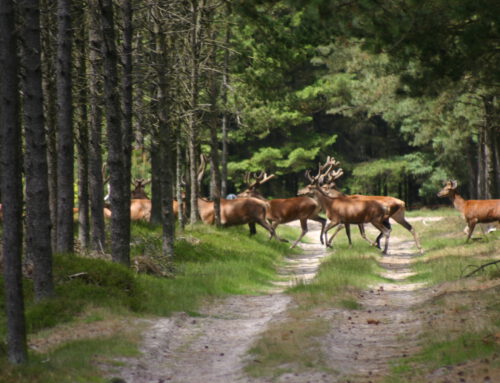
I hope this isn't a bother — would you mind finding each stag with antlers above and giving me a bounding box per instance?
[196,155,278,238]
[298,157,392,253]
[238,171,327,248]
[437,180,500,242]
[321,165,423,254]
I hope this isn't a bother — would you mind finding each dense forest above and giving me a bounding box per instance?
[0,0,498,365]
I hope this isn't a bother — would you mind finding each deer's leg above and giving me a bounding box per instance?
[290,219,308,248]
[372,221,391,254]
[393,212,423,254]
[466,219,478,242]
[328,224,345,246]
[310,216,327,244]
[325,220,341,248]
[345,224,353,247]
[357,224,374,246]
[272,221,288,243]
[249,222,257,236]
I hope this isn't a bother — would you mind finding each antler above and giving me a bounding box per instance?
[197,154,207,185]
[246,171,275,190]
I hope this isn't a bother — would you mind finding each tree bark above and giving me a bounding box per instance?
[152,3,175,257]
[40,0,58,252]
[87,4,106,251]
[1,0,28,364]
[75,7,90,249]
[207,23,221,226]
[121,0,133,206]
[56,0,74,253]
[220,2,231,197]
[188,0,204,224]
[19,0,55,301]
[97,0,130,265]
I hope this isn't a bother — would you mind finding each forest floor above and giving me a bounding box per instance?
[110,220,500,383]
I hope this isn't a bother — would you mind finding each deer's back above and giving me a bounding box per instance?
[463,199,500,222]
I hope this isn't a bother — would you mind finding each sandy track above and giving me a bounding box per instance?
[112,224,330,383]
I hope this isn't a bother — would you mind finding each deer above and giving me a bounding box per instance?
[437,180,500,242]
[129,178,183,221]
[321,167,423,254]
[237,171,327,248]
[298,158,392,253]
[196,155,277,239]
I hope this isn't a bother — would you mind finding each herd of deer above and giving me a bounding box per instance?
[0,156,496,253]
[103,156,498,255]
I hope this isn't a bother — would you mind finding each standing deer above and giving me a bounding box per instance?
[237,171,327,247]
[196,155,277,238]
[298,159,392,253]
[437,180,500,242]
[321,168,423,254]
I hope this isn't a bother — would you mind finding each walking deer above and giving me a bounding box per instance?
[321,168,423,254]
[237,171,327,247]
[437,180,500,242]
[196,156,277,238]
[298,159,392,253]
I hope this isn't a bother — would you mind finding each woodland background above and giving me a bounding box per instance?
[0,0,498,365]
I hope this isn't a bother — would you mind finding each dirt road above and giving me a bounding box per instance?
[109,222,444,383]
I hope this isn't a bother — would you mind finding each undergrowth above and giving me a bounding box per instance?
[0,222,297,382]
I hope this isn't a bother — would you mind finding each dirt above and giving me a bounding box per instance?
[109,221,499,383]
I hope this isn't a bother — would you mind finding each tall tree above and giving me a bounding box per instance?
[19,0,54,300]
[40,0,58,251]
[121,0,133,205]
[1,0,28,364]
[75,5,90,249]
[97,0,130,265]
[187,0,204,223]
[87,4,106,251]
[56,0,74,252]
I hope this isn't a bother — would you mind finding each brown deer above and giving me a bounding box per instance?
[237,171,327,247]
[298,159,392,253]
[196,155,277,238]
[321,168,423,254]
[437,180,500,242]
[130,178,183,221]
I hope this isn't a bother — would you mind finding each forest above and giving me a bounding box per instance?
[0,0,499,376]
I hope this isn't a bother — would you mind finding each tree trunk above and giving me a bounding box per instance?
[75,8,90,249]
[1,0,28,364]
[188,0,203,224]
[477,124,487,198]
[152,3,175,257]
[207,25,221,226]
[40,0,58,252]
[220,2,231,197]
[19,0,55,301]
[56,0,74,253]
[176,138,186,230]
[97,0,130,265]
[150,139,163,224]
[482,94,499,198]
[121,0,133,207]
[87,4,106,251]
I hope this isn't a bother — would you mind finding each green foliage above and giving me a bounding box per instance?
[1,224,295,345]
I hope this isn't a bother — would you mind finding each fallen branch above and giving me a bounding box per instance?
[464,260,500,278]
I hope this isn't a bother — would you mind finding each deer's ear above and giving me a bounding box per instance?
[451,180,458,189]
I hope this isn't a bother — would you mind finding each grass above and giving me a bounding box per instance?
[245,209,500,381]
[245,233,387,379]
[0,222,297,382]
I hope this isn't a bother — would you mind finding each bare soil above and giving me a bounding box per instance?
[109,221,500,383]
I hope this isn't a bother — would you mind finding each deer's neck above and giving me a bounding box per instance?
[449,192,466,213]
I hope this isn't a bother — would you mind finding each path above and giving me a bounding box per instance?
[112,223,330,383]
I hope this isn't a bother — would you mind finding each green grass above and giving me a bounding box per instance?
[0,222,297,382]
[290,243,387,307]
[0,335,140,383]
[245,234,387,379]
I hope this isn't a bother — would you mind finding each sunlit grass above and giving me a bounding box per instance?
[0,222,298,382]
